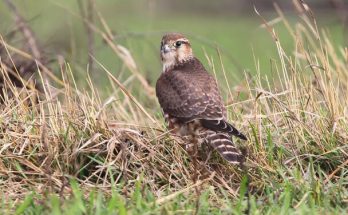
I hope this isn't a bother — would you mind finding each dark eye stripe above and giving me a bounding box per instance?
[175,40,189,47]
[177,40,188,44]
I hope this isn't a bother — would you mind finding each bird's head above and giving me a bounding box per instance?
[160,33,193,72]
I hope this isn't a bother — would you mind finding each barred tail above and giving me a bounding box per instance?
[205,131,244,164]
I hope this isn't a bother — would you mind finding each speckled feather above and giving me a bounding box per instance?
[156,57,225,122]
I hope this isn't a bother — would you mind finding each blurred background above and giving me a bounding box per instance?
[0,0,347,96]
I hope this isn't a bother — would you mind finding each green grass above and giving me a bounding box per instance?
[1,178,345,214]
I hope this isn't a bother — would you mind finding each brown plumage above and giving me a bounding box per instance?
[156,33,247,164]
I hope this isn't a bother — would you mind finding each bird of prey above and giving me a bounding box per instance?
[156,33,247,165]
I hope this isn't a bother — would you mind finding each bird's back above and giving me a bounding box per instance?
[156,57,226,122]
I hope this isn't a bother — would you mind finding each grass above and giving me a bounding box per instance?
[0,1,348,214]
[0,0,345,89]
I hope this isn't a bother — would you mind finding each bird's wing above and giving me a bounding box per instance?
[156,66,224,123]
[200,119,247,140]
[156,58,246,140]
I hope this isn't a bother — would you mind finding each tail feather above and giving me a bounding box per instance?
[204,131,244,164]
[201,119,247,140]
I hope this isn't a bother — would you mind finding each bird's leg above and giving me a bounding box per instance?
[202,142,213,166]
[187,121,202,214]
[168,118,180,134]
[190,133,199,182]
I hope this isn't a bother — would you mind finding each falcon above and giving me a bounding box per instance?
[156,33,247,164]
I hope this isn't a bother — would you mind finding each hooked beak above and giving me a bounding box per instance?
[161,44,171,54]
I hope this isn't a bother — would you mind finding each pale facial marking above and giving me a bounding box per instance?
[160,36,193,72]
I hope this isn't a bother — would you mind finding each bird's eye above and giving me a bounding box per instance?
[175,41,182,47]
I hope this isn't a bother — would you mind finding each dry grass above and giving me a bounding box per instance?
[0,1,347,213]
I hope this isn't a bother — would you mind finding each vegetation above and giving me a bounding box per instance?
[0,1,347,214]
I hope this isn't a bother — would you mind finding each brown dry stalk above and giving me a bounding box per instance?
[3,0,41,60]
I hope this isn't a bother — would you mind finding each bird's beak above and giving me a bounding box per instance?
[161,44,171,54]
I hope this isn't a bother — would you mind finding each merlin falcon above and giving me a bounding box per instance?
[156,33,247,164]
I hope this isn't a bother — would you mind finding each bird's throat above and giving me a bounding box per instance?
[162,55,193,73]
